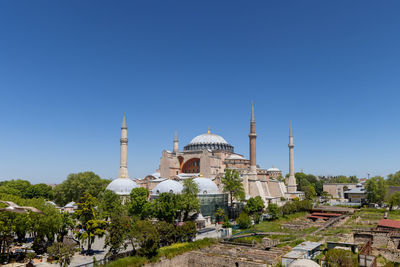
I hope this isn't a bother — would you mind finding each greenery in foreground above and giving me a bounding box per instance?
[102,238,217,267]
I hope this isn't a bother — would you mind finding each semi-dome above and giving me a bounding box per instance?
[152,179,183,195]
[193,178,219,194]
[226,154,245,160]
[289,259,320,267]
[106,178,139,196]
[184,130,234,153]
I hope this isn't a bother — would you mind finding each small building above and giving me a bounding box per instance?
[344,185,367,204]
[323,183,358,200]
[63,201,77,213]
[377,219,400,231]
[292,241,322,259]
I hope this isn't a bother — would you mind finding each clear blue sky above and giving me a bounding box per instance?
[0,1,399,183]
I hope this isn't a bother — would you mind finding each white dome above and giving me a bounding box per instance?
[106,178,139,195]
[189,133,228,145]
[226,154,245,160]
[267,166,280,172]
[193,178,219,194]
[152,180,183,194]
[289,259,320,267]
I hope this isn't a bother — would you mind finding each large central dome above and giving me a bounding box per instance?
[184,130,234,152]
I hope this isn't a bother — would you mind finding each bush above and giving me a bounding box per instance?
[325,248,358,267]
[237,212,251,229]
[222,216,232,228]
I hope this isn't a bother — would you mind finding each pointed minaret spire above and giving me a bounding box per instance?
[251,101,255,123]
[249,101,257,173]
[288,121,296,193]
[122,113,127,129]
[173,129,179,153]
[118,114,129,178]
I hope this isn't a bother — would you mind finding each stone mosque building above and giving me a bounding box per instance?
[139,102,302,205]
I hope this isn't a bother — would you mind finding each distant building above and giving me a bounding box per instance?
[63,201,77,213]
[344,184,367,204]
[323,183,358,200]
[282,241,321,266]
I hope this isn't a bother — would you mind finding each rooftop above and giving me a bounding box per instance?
[378,219,400,229]
[292,241,322,252]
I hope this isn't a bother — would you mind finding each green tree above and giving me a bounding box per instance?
[98,190,122,220]
[129,220,159,257]
[267,203,281,220]
[387,171,400,186]
[152,193,180,223]
[216,208,225,223]
[180,221,197,242]
[25,183,54,199]
[57,212,75,242]
[47,242,75,267]
[388,192,400,211]
[128,187,151,219]
[302,185,316,200]
[325,248,358,267]
[221,169,245,213]
[104,206,130,256]
[365,176,387,204]
[75,193,107,253]
[222,216,232,228]
[180,179,200,221]
[244,196,264,223]
[155,221,176,246]
[237,211,251,229]
[54,172,110,206]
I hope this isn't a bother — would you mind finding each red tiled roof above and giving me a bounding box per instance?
[378,219,400,229]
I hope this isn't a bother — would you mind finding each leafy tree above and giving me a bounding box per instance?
[155,221,176,246]
[25,183,54,199]
[388,192,400,211]
[180,179,200,221]
[267,203,281,220]
[58,212,75,242]
[152,193,180,223]
[0,179,31,198]
[365,176,387,204]
[104,206,130,256]
[244,196,265,215]
[47,242,75,267]
[216,208,225,223]
[98,190,122,220]
[75,192,107,253]
[237,211,251,229]
[129,220,159,257]
[302,185,316,200]
[128,187,150,219]
[325,248,358,267]
[222,216,232,228]
[221,169,245,212]
[54,172,110,206]
[387,171,400,186]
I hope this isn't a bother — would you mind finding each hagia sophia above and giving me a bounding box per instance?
[106,103,303,216]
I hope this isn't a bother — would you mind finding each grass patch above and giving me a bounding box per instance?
[158,238,217,259]
[234,235,264,244]
[103,238,217,267]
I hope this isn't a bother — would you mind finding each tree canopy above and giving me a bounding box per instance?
[53,172,110,206]
[221,169,245,206]
[365,176,387,204]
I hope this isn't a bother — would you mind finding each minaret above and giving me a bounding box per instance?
[287,121,297,193]
[249,101,257,173]
[118,113,129,178]
[173,130,179,153]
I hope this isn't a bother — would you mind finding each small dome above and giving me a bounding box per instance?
[226,154,245,160]
[267,166,280,172]
[189,133,228,145]
[289,259,320,267]
[151,172,161,178]
[193,178,219,194]
[106,178,139,195]
[152,179,183,194]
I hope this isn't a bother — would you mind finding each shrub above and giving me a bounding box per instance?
[237,212,251,229]
[222,216,232,228]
